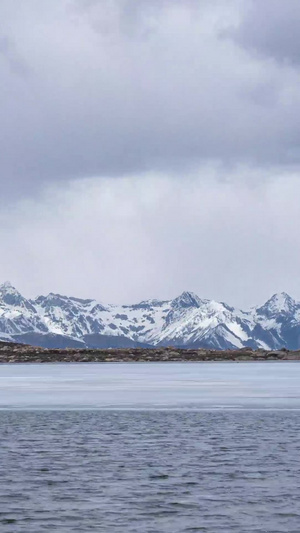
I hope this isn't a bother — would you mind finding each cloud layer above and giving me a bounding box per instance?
[0,170,300,308]
[1,0,300,196]
[0,1,300,305]
[232,0,300,65]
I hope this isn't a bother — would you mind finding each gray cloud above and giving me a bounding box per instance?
[1,0,300,199]
[0,35,31,76]
[231,0,300,65]
[1,1,300,307]
[1,171,300,308]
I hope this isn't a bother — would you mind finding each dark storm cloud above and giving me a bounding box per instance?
[1,0,300,198]
[231,0,300,65]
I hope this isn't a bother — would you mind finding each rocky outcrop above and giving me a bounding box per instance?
[0,341,298,363]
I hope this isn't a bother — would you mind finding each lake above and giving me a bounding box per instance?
[1,362,300,532]
[0,361,300,409]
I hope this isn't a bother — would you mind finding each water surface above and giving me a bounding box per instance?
[1,363,300,532]
[0,361,300,409]
[1,410,300,532]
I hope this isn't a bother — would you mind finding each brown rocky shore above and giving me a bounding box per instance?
[0,341,300,363]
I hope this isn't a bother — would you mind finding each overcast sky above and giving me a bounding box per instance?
[1,0,300,308]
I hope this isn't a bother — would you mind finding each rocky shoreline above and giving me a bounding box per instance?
[0,341,300,363]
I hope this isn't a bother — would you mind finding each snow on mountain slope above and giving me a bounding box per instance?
[34,293,108,338]
[1,282,300,349]
[33,292,170,342]
[146,294,255,348]
[254,292,300,350]
[256,292,298,318]
[0,282,47,336]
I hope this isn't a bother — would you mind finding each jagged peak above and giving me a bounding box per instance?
[257,292,296,316]
[135,298,167,308]
[171,291,204,309]
[1,283,300,350]
[266,292,294,307]
[35,292,74,306]
[0,281,18,292]
[34,292,108,312]
[47,292,67,298]
[0,281,34,309]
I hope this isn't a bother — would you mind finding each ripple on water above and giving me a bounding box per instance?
[1,410,300,532]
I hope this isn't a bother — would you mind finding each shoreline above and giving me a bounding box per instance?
[1,343,300,363]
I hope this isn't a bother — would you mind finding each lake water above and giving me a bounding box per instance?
[1,361,300,410]
[1,362,300,532]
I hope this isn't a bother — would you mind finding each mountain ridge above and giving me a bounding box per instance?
[0,282,300,350]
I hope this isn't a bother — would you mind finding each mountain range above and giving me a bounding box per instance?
[0,281,300,350]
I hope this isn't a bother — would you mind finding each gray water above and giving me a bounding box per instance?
[1,363,300,532]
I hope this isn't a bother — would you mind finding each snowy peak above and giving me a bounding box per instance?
[162,291,204,329]
[171,291,203,309]
[0,281,20,300]
[0,281,35,311]
[35,293,70,307]
[256,292,297,318]
[1,283,300,350]
[36,292,93,305]
[132,298,168,309]
[0,281,14,290]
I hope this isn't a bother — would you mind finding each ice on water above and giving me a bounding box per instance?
[0,362,300,410]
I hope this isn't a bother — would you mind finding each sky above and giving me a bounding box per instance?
[1,0,300,308]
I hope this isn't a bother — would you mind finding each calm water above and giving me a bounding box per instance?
[1,361,300,409]
[1,363,300,531]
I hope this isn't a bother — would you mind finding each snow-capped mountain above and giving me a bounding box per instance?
[0,281,300,350]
